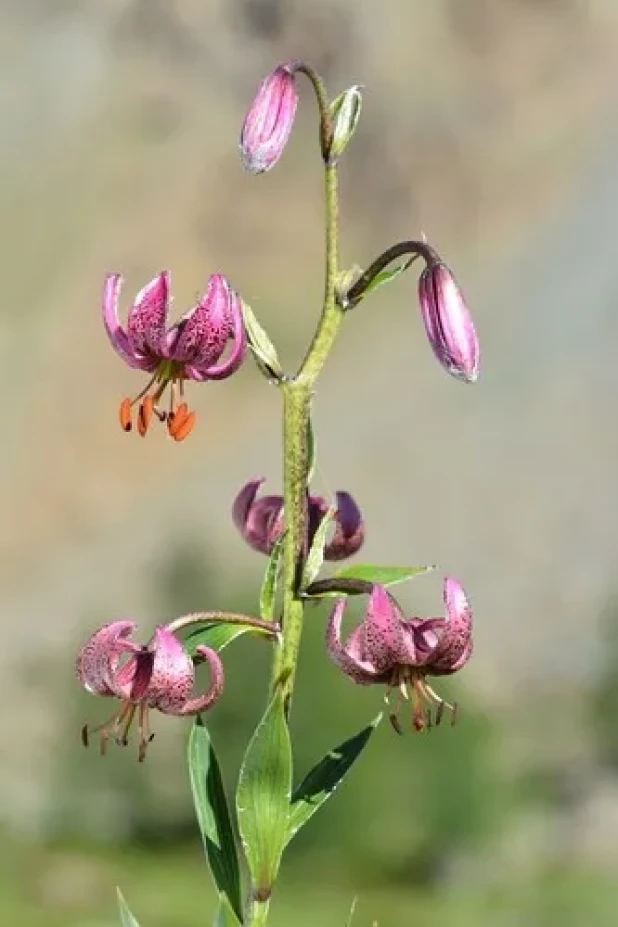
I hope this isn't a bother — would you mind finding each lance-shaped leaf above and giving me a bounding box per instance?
[213,894,243,927]
[260,536,284,623]
[334,563,434,587]
[116,888,141,927]
[301,506,336,590]
[236,692,292,899]
[188,719,243,922]
[345,897,358,927]
[241,299,283,381]
[185,621,270,658]
[286,714,382,842]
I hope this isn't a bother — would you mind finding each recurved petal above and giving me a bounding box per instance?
[102,275,150,369]
[427,577,473,673]
[175,645,225,716]
[146,627,195,713]
[126,271,170,359]
[325,491,365,560]
[233,479,284,554]
[326,599,384,684]
[171,274,231,367]
[77,620,139,697]
[196,287,247,381]
[360,585,410,673]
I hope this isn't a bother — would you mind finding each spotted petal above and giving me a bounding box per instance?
[427,577,473,673]
[359,585,413,672]
[102,275,151,369]
[326,599,384,684]
[146,626,195,713]
[171,274,231,368]
[76,620,139,697]
[126,271,170,359]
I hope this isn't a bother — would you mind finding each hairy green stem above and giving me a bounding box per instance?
[270,161,343,712]
[254,120,344,927]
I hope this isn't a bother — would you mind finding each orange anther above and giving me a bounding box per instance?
[167,402,189,438]
[119,398,132,432]
[137,395,154,437]
[172,410,196,442]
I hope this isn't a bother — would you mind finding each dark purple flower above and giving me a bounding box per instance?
[418,261,479,383]
[240,63,299,174]
[233,479,364,561]
[77,621,224,761]
[327,579,472,732]
[103,271,246,440]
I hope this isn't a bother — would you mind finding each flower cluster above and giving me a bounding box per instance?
[80,59,480,764]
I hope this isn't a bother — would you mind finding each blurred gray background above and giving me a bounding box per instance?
[3,1,618,925]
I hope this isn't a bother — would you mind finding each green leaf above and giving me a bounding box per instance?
[116,888,141,927]
[188,719,243,922]
[334,563,434,587]
[213,894,243,927]
[301,506,335,590]
[345,897,358,927]
[260,536,283,623]
[287,715,382,842]
[241,300,283,381]
[184,623,257,657]
[362,260,414,298]
[236,692,292,897]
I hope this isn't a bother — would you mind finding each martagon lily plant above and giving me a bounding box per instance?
[78,59,480,927]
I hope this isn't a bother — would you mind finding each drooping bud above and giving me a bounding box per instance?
[328,85,363,163]
[418,261,479,383]
[240,63,299,174]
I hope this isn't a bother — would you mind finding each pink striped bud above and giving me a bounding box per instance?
[240,63,299,174]
[418,261,479,383]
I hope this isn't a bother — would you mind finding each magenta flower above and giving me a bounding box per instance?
[233,478,364,560]
[327,578,472,732]
[103,271,246,440]
[418,260,479,383]
[77,621,224,761]
[240,62,299,174]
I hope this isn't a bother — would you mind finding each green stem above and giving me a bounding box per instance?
[247,897,271,927]
[256,124,344,927]
[298,163,342,384]
[270,161,343,710]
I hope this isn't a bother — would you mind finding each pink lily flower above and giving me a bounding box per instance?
[77,621,224,761]
[103,271,246,440]
[326,579,472,732]
[233,478,364,561]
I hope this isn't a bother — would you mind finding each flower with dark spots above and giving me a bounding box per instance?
[326,578,472,732]
[77,621,224,761]
[418,260,479,383]
[232,479,364,560]
[103,271,246,440]
[240,62,299,173]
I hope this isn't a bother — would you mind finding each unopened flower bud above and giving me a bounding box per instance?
[328,85,363,163]
[240,63,299,174]
[418,261,479,383]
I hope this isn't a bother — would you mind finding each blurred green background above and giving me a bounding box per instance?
[3,0,618,924]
